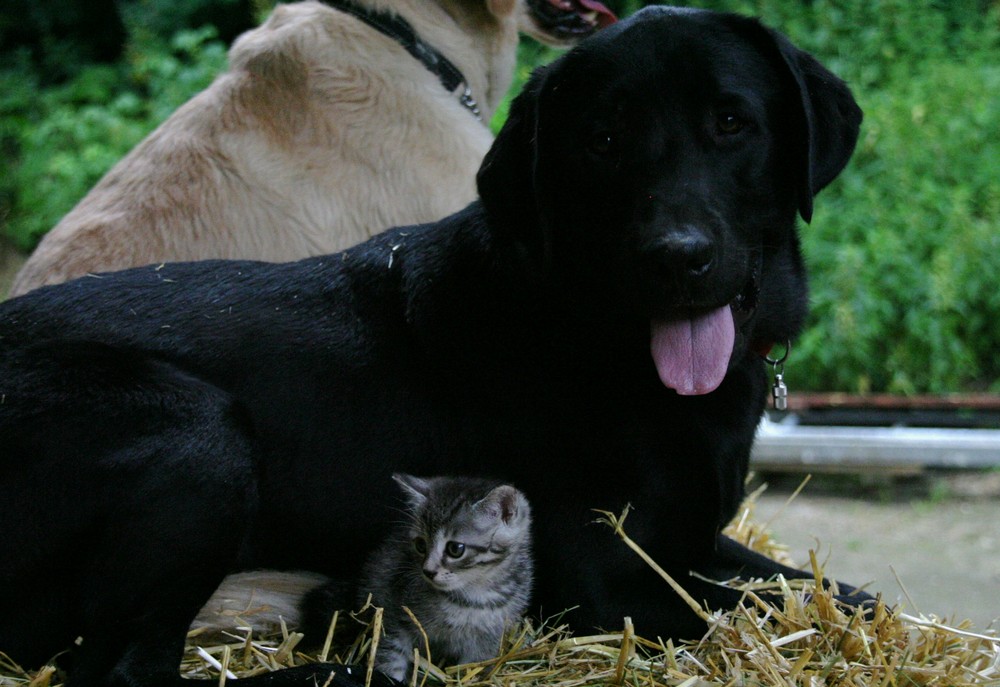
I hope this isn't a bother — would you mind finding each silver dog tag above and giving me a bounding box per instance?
[772,373,788,410]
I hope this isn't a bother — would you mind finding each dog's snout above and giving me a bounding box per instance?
[651,227,716,279]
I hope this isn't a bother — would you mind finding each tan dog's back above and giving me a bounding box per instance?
[10,0,511,296]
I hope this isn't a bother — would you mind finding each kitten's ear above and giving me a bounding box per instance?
[392,473,431,509]
[479,485,529,525]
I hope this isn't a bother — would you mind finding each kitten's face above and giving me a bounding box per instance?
[395,474,530,594]
[411,516,510,592]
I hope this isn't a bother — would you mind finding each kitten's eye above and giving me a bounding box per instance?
[413,537,427,555]
[444,541,465,558]
[588,131,614,156]
[715,112,747,136]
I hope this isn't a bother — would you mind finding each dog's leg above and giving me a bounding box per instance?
[76,420,262,687]
[696,533,876,608]
[67,486,249,687]
[707,533,872,594]
[1,344,397,687]
[0,344,260,687]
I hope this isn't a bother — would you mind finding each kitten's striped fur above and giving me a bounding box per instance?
[362,474,533,681]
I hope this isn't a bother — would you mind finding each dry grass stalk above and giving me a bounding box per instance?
[4,489,998,687]
[593,505,710,623]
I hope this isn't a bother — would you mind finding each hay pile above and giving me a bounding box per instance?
[4,486,998,687]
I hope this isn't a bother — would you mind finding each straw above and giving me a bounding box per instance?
[5,487,997,687]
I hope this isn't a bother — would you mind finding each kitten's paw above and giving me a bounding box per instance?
[376,647,412,683]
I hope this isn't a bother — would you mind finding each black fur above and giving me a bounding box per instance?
[0,8,863,687]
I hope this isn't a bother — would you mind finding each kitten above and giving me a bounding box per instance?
[362,473,533,681]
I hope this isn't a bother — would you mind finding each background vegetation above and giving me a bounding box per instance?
[1,0,997,393]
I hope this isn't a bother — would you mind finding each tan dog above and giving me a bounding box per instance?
[9,0,613,297]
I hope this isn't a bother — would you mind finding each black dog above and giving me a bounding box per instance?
[0,7,863,687]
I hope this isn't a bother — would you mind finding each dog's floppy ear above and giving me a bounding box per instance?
[476,65,550,244]
[769,29,863,223]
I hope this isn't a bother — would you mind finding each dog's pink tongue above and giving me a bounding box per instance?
[552,0,617,27]
[574,0,617,26]
[650,307,735,395]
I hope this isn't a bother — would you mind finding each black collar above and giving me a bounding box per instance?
[323,0,482,120]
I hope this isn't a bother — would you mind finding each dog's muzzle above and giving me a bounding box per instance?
[527,0,617,38]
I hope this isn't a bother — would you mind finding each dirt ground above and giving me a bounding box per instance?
[752,471,1000,632]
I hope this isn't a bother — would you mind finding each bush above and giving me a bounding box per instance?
[0,0,126,84]
[118,0,261,46]
[0,27,228,250]
[800,57,1000,392]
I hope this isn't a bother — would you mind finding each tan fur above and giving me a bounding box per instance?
[189,570,328,635]
[10,0,542,297]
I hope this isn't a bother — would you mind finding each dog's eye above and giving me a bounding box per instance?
[715,112,747,136]
[587,131,614,156]
[445,541,466,558]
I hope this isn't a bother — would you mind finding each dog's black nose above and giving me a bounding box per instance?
[653,227,715,279]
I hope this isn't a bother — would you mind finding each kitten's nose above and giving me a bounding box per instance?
[422,567,437,581]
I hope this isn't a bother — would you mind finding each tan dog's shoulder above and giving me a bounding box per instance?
[10,1,496,296]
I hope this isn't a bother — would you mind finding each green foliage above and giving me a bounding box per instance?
[118,0,259,45]
[799,56,1000,393]
[0,0,126,84]
[0,27,228,250]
